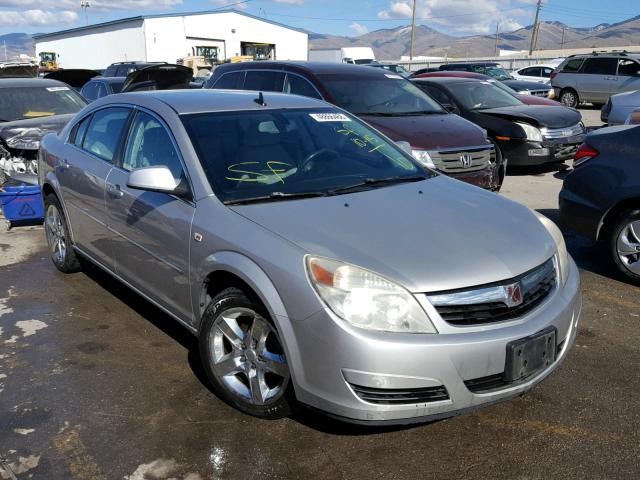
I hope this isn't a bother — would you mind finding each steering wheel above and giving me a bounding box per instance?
[300,148,340,174]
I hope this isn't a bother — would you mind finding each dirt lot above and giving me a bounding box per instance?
[1,108,639,480]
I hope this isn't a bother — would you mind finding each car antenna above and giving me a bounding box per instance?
[254,91,267,107]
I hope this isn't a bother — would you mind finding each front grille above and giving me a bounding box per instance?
[530,89,550,97]
[350,384,449,404]
[428,145,495,174]
[465,340,566,393]
[542,123,585,139]
[427,258,556,326]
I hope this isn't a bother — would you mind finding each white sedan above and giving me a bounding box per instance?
[511,65,555,84]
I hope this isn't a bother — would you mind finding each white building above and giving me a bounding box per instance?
[33,9,308,70]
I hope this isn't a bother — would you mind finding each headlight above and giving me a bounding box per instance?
[517,122,543,142]
[306,256,437,333]
[534,212,569,285]
[411,149,435,169]
[4,128,45,150]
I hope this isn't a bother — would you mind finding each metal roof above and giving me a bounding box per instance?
[32,9,308,41]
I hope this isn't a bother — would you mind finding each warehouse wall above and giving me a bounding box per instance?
[34,20,146,70]
[144,12,308,62]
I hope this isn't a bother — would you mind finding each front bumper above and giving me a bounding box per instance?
[443,163,500,191]
[289,258,581,424]
[499,136,584,166]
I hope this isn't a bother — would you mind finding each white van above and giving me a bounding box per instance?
[308,47,375,64]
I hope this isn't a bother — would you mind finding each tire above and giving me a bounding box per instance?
[44,194,82,273]
[490,138,506,192]
[609,209,640,284]
[199,287,295,419]
[560,89,579,108]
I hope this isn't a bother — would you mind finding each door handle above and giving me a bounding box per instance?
[106,183,124,198]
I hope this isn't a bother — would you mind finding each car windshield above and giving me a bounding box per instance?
[318,74,445,115]
[0,86,87,121]
[487,79,518,95]
[446,81,523,110]
[182,108,431,204]
[484,67,513,81]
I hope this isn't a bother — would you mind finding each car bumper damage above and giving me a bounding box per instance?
[288,259,581,424]
[0,143,38,183]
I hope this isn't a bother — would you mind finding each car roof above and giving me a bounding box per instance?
[417,71,490,80]
[103,89,332,114]
[0,77,68,88]
[412,77,484,85]
[443,62,499,67]
[569,52,640,59]
[218,61,392,77]
[93,77,126,83]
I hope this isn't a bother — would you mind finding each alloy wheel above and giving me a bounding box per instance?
[45,204,67,265]
[209,307,289,405]
[561,91,577,108]
[616,220,640,275]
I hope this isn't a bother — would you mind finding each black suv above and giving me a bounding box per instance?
[103,61,167,78]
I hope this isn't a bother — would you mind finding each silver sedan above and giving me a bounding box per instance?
[39,90,581,424]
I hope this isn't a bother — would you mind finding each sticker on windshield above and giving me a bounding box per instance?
[46,86,70,92]
[309,113,351,122]
[384,74,403,79]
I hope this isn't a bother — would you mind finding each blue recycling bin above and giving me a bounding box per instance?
[0,184,45,229]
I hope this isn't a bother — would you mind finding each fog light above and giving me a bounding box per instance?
[529,148,550,156]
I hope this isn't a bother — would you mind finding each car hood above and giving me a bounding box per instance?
[516,95,559,106]
[503,79,550,91]
[360,113,487,150]
[478,105,581,129]
[122,64,192,92]
[0,114,75,149]
[229,176,556,293]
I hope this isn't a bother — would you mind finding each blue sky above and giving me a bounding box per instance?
[0,1,637,37]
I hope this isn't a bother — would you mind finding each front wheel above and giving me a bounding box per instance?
[44,194,82,273]
[490,138,506,192]
[610,209,640,284]
[560,89,579,108]
[199,287,295,419]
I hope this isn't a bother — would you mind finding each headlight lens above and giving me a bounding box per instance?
[534,212,570,285]
[306,256,437,333]
[411,149,435,169]
[4,128,45,150]
[517,122,543,142]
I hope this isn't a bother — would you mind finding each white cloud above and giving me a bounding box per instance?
[271,0,304,4]
[0,9,78,27]
[350,22,369,35]
[499,18,523,32]
[377,0,531,36]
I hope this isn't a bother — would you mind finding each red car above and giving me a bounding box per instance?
[413,71,560,106]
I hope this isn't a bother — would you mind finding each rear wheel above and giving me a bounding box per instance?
[610,209,640,284]
[44,194,82,273]
[199,287,295,419]
[560,89,579,108]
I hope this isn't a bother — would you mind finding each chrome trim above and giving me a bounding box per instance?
[541,123,584,139]
[427,145,495,173]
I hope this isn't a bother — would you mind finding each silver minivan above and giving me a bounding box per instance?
[552,53,640,108]
[39,90,581,424]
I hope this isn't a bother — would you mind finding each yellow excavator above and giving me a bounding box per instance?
[38,52,59,73]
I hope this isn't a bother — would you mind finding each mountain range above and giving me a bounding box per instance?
[2,15,640,62]
[310,15,640,59]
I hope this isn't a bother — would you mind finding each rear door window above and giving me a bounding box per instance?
[582,58,617,75]
[243,71,285,92]
[524,67,542,77]
[542,67,554,78]
[284,74,322,99]
[562,59,585,73]
[70,115,91,146]
[83,107,131,163]
[213,71,244,89]
[617,59,640,77]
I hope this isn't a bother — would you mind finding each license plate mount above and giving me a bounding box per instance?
[504,327,557,382]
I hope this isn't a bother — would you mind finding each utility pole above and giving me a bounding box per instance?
[560,26,566,51]
[494,21,500,57]
[409,0,417,63]
[528,0,542,56]
[80,1,90,26]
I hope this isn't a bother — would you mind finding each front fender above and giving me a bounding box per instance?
[193,250,289,329]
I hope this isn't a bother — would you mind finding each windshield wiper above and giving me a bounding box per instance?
[392,110,445,116]
[224,191,330,205]
[353,112,395,117]
[328,175,428,195]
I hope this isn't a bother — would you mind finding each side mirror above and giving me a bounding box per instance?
[443,104,459,114]
[127,166,179,194]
